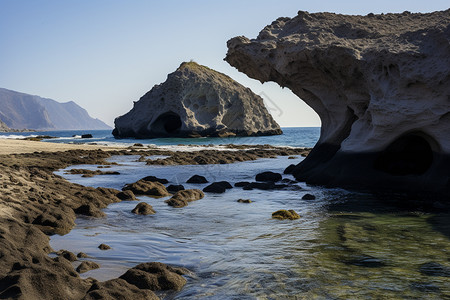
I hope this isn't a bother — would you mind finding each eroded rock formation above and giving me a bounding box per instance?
[226,10,450,196]
[113,62,282,138]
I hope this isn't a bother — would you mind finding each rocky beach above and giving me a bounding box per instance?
[0,139,311,299]
[1,4,449,299]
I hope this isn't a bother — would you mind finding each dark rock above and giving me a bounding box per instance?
[288,156,297,159]
[74,204,105,217]
[98,244,111,250]
[57,250,77,262]
[131,202,156,215]
[284,164,296,174]
[187,175,208,183]
[167,184,185,192]
[119,262,190,291]
[116,190,137,201]
[272,209,300,220]
[419,262,450,277]
[141,176,169,184]
[302,194,316,200]
[255,171,282,182]
[203,181,232,193]
[123,180,170,197]
[76,261,100,273]
[237,199,252,203]
[84,278,159,300]
[81,134,93,139]
[77,252,88,258]
[235,181,250,187]
[242,182,275,190]
[165,189,204,208]
[345,255,386,268]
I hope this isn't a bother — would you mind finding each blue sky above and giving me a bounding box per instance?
[0,1,448,127]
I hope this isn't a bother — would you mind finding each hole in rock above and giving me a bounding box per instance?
[151,112,182,135]
[374,133,434,176]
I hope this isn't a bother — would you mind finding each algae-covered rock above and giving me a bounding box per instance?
[272,209,300,220]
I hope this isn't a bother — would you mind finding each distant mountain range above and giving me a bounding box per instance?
[0,88,111,131]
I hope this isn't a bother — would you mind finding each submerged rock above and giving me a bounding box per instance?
[113,61,282,138]
[131,202,156,215]
[272,209,300,220]
[226,10,450,197]
[167,184,185,192]
[255,171,282,182]
[98,244,111,250]
[165,189,204,208]
[237,199,252,203]
[419,262,450,277]
[187,175,208,183]
[123,180,170,197]
[203,181,233,193]
[302,194,316,200]
[76,261,100,274]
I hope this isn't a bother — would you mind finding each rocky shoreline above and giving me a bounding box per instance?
[0,142,310,299]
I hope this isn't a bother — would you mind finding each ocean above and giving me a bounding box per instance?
[0,127,320,148]
[5,127,449,298]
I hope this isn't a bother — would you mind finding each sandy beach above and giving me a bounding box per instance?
[0,139,121,155]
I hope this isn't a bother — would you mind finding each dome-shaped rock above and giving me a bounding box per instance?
[113,62,282,138]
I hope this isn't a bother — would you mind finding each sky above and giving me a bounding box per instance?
[0,1,448,127]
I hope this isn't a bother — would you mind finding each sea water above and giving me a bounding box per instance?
[50,152,450,299]
[0,127,320,148]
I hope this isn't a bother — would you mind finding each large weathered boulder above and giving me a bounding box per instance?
[113,61,282,138]
[226,10,450,197]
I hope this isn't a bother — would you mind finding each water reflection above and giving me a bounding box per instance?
[51,156,450,299]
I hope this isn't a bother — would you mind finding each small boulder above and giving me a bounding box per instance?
[119,262,189,291]
[237,199,252,203]
[302,193,316,200]
[235,181,250,187]
[242,182,275,190]
[57,250,77,262]
[187,175,208,183]
[272,209,300,220]
[141,176,169,184]
[77,252,89,258]
[166,189,204,208]
[81,134,93,138]
[116,190,137,201]
[255,171,282,182]
[123,180,170,197]
[131,202,156,215]
[419,262,450,277]
[74,204,105,217]
[76,261,100,273]
[98,243,111,250]
[203,181,232,193]
[167,184,185,193]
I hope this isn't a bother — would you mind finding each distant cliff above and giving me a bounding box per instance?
[0,88,111,130]
[0,119,10,131]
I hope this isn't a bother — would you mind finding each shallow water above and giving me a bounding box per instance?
[52,155,450,299]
